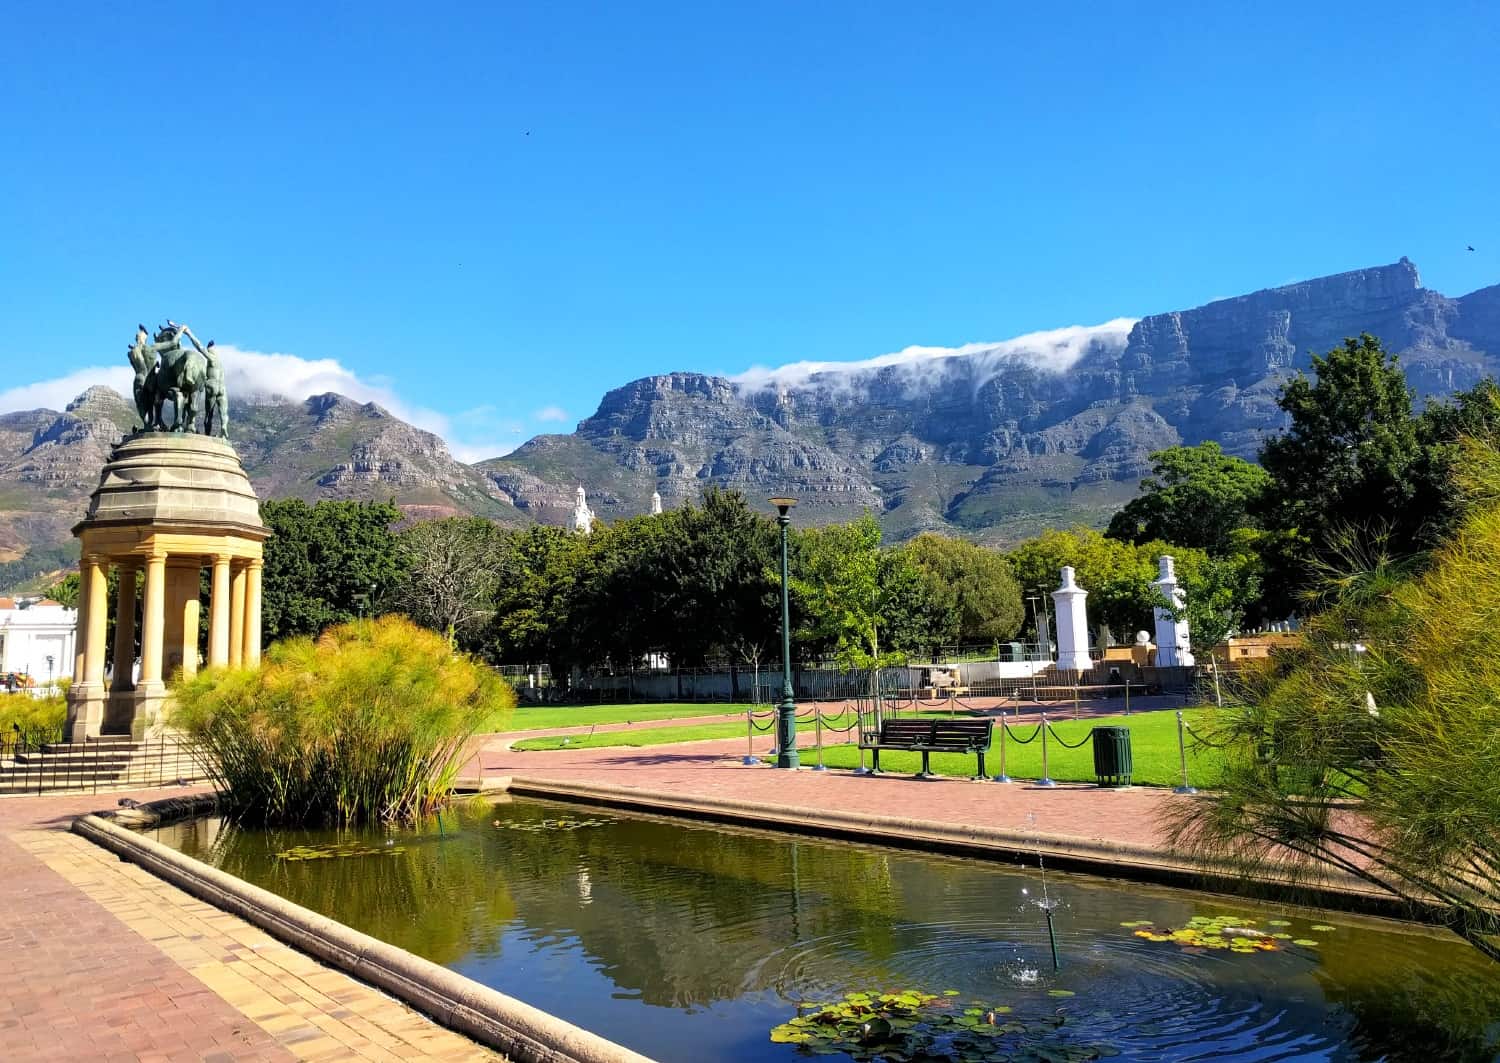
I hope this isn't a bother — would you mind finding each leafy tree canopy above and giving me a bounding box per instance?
[902,533,1024,645]
[1257,334,1423,587]
[260,498,407,645]
[1106,442,1270,555]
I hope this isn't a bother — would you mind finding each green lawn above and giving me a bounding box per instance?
[814,708,1221,788]
[493,702,739,734]
[509,709,870,750]
[510,707,1225,788]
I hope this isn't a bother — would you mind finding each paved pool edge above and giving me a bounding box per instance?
[504,775,1435,925]
[72,806,657,1063]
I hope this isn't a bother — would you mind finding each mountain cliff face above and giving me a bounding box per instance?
[3,258,1498,589]
[482,258,1500,541]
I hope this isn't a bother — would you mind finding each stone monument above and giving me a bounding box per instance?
[567,485,595,535]
[650,490,663,516]
[1152,555,1194,667]
[64,322,269,742]
[1051,566,1094,673]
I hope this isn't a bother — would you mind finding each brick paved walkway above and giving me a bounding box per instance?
[0,789,498,1062]
[479,732,1182,849]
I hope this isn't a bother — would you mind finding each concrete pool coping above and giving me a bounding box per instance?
[73,796,655,1063]
[499,775,1435,925]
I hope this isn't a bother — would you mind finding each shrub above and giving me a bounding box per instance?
[0,688,67,746]
[170,615,513,825]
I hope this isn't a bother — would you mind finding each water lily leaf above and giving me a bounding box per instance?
[1266,919,1292,926]
[1047,989,1075,997]
[1310,924,1336,932]
[1292,939,1319,947]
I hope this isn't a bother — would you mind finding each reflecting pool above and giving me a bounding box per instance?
[152,798,1500,1062]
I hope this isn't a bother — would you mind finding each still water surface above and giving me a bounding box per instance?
[153,798,1500,1062]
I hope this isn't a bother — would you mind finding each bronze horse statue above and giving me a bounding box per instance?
[150,322,210,433]
[125,320,229,436]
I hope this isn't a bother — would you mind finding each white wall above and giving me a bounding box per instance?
[0,605,76,687]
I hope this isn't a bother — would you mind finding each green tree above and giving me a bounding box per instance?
[48,571,81,608]
[1007,527,1258,651]
[1107,442,1270,554]
[1007,528,1165,639]
[485,525,587,675]
[389,517,507,650]
[903,533,1024,646]
[791,515,899,669]
[260,499,407,644]
[1412,378,1500,547]
[1257,334,1424,589]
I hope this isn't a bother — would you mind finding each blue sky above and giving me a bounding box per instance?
[2,1,1496,459]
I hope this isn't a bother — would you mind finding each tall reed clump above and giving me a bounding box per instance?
[1169,435,1500,960]
[170,615,513,826]
[0,688,67,745]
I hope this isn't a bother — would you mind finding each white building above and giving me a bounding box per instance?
[0,597,77,689]
[567,485,596,535]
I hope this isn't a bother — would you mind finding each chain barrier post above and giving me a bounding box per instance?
[854,697,872,775]
[1174,710,1197,794]
[992,708,1013,783]
[813,707,828,771]
[1124,679,1130,716]
[1038,711,1058,787]
[742,706,759,765]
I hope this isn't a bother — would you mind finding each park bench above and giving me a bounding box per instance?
[859,718,994,779]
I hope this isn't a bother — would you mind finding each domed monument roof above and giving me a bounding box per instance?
[75,433,267,537]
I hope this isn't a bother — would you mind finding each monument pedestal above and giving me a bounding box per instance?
[63,433,269,742]
[65,683,108,743]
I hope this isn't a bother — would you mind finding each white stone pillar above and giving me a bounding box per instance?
[1051,566,1093,673]
[1153,555,1195,667]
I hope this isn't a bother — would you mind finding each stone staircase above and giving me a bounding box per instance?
[0,734,209,795]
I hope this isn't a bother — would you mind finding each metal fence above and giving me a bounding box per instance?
[497,657,1203,708]
[0,731,208,796]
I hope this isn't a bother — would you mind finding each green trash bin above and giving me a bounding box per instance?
[1092,726,1133,787]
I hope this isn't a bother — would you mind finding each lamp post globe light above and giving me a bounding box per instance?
[769,496,799,769]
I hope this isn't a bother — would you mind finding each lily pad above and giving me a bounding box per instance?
[1310,924,1337,932]
[1292,939,1320,947]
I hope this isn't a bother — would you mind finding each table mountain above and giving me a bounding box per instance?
[482,258,1500,541]
[3,257,1497,590]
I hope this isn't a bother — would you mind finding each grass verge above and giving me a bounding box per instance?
[510,707,1224,788]
[495,702,740,734]
[811,709,1221,788]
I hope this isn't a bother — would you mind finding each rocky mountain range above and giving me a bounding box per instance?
[3,258,1497,590]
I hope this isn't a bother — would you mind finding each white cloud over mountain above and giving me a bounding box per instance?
[732,318,1139,395]
[0,345,525,463]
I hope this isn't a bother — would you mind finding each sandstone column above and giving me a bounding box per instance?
[243,559,264,666]
[139,553,167,690]
[71,559,94,685]
[112,566,138,691]
[209,554,231,667]
[229,562,247,668]
[180,562,201,679]
[82,555,109,687]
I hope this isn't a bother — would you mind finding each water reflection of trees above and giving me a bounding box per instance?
[170,815,518,966]
[1312,939,1500,1062]
[165,804,1500,1056]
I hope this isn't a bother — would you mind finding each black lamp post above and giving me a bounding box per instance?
[769,496,799,769]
